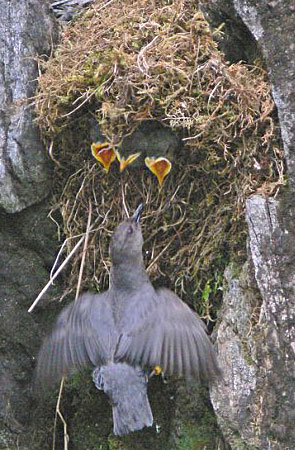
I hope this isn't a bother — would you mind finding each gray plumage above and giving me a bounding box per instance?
[36,204,220,436]
[93,364,153,436]
[118,121,182,168]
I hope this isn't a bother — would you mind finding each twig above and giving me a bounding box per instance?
[28,235,85,312]
[158,185,180,214]
[121,183,129,218]
[48,140,62,168]
[137,36,162,75]
[50,238,72,279]
[146,235,176,272]
[60,89,96,118]
[96,0,116,13]
[28,216,102,312]
[52,377,69,450]
[207,80,222,107]
[75,200,92,300]
[52,204,92,448]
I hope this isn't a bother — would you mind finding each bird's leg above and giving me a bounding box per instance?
[149,365,168,383]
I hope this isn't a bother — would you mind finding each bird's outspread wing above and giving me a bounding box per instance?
[117,287,220,382]
[36,292,115,388]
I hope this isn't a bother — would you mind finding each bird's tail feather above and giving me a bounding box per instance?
[112,390,153,436]
[93,363,153,436]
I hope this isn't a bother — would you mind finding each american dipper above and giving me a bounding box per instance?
[36,204,220,435]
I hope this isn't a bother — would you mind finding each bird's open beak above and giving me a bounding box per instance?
[91,142,116,172]
[131,203,143,223]
[116,151,141,172]
[145,157,172,186]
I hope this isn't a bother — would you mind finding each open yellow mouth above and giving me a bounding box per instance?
[116,151,141,172]
[145,156,172,185]
[91,142,116,172]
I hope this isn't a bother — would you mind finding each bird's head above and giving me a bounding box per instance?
[145,156,172,186]
[115,150,141,172]
[110,204,144,265]
[91,141,116,172]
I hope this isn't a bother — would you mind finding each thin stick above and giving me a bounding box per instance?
[28,236,85,312]
[28,216,102,312]
[121,183,129,218]
[146,235,176,272]
[52,204,92,448]
[52,378,69,450]
[48,140,62,168]
[137,36,161,75]
[75,200,92,301]
[96,0,116,13]
[50,238,69,279]
[60,89,96,118]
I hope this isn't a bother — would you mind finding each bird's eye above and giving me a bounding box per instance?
[127,226,133,235]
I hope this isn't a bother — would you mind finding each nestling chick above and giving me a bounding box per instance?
[116,121,182,185]
[91,141,116,172]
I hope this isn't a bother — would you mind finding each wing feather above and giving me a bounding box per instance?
[117,287,220,382]
[36,292,114,389]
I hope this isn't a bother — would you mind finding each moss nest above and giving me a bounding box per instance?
[34,0,284,318]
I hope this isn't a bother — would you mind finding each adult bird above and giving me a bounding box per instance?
[36,204,220,436]
[116,121,181,185]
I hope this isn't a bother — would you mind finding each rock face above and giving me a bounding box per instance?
[202,1,295,448]
[0,204,58,448]
[233,1,295,187]
[210,263,259,448]
[246,196,295,446]
[0,0,56,213]
[212,196,295,448]
[0,1,58,448]
[201,0,258,63]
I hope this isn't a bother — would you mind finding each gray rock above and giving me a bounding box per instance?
[233,1,295,188]
[201,2,295,448]
[0,1,59,448]
[0,203,59,449]
[211,263,259,448]
[246,196,295,445]
[212,196,295,449]
[201,0,258,63]
[0,0,57,213]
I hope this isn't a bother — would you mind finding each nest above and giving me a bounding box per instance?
[35,0,284,319]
